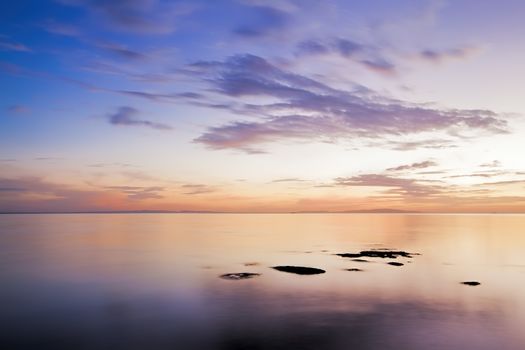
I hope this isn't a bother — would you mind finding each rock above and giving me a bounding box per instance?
[243,262,260,266]
[219,273,261,280]
[461,281,481,286]
[351,259,370,262]
[345,268,363,272]
[337,249,414,259]
[387,262,404,266]
[272,266,326,275]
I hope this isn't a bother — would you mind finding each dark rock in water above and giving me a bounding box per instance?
[338,253,363,258]
[220,273,261,280]
[352,259,370,263]
[272,266,325,275]
[345,268,363,272]
[387,262,404,266]
[337,249,415,259]
[461,281,481,286]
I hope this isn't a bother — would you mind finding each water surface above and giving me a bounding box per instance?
[1,214,524,349]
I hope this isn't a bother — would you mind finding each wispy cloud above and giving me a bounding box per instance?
[40,20,80,36]
[106,185,164,200]
[419,46,479,64]
[335,174,443,198]
[0,36,32,52]
[387,161,438,172]
[181,184,215,195]
[95,42,149,61]
[271,178,306,183]
[107,106,173,130]
[480,160,502,168]
[295,38,396,75]
[57,0,198,34]
[6,105,30,115]
[189,54,507,152]
[233,5,290,38]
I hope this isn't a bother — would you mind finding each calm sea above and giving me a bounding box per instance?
[1,214,524,349]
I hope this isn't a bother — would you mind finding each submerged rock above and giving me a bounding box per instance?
[337,249,414,259]
[220,273,261,280]
[345,268,363,272]
[243,262,260,266]
[461,281,481,286]
[272,266,326,275]
[351,259,370,263]
[387,262,404,266]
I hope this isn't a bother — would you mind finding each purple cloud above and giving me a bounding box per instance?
[95,42,148,61]
[0,37,31,52]
[7,105,30,115]
[419,46,478,63]
[57,0,197,34]
[233,5,289,38]
[189,54,507,152]
[107,106,172,130]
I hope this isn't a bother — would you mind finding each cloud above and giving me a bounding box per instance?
[480,160,502,168]
[95,42,148,61]
[107,106,173,130]
[6,105,30,115]
[233,5,290,38]
[106,185,164,199]
[0,177,119,212]
[40,20,80,36]
[359,58,397,75]
[334,174,443,198]
[57,0,197,34]
[190,54,507,152]
[181,184,215,195]
[0,37,31,52]
[295,38,394,74]
[387,161,438,172]
[271,178,306,183]
[419,46,479,63]
[385,139,457,151]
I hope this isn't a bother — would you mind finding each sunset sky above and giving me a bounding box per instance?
[1,0,525,213]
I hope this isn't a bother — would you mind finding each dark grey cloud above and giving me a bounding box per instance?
[107,106,173,130]
[233,5,289,38]
[387,161,438,172]
[189,54,507,152]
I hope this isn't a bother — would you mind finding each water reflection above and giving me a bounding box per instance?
[0,214,524,349]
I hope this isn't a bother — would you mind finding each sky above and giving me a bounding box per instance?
[1,0,525,213]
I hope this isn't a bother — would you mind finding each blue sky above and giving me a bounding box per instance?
[1,0,525,212]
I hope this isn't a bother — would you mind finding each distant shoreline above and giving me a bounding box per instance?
[1,211,525,215]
